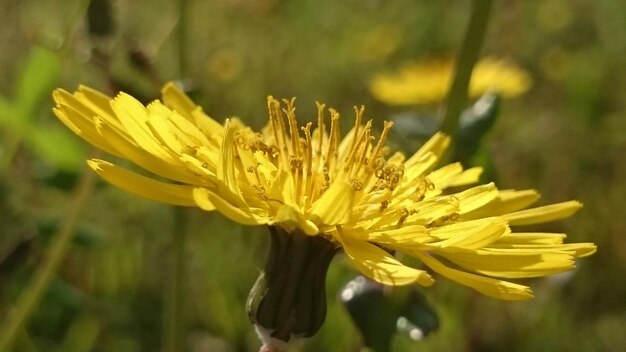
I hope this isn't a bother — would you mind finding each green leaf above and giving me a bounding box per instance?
[28,126,86,171]
[0,96,11,119]
[14,46,61,124]
[453,92,500,165]
[59,313,100,352]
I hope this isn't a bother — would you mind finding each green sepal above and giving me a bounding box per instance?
[247,227,338,342]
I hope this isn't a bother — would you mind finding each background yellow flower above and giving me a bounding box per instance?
[369,57,532,105]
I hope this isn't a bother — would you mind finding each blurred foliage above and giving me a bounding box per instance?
[1,0,625,351]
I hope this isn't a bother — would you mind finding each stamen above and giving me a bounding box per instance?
[325,109,340,170]
[415,178,429,201]
[267,97,286,164]
[346,106,365,161]
[315,102,326,159]
[301,123,314,203]
[343,120,372,173]
[246,162,263,186]
[301,123,313,176]
[352,129,373,179]
[367,121,394,170]
[427,212,459,227]
[283,98,300,159]
[351,178,364,191]
[319,167,331,195]
[397,207,410,227]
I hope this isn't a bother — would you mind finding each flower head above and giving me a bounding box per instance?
[369,57,532,105]
[53,83,594,300]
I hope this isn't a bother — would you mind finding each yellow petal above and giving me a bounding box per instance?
[272,204,319,235]
[438,248,575,278]
[309,181,354,225]
[416,253,534,300]
[396,152,437,197]
[76,85,118,122]
[53,105,123,158]
[97,122,201,185]
[342,225,430,245]
[55,95,197,184]
[456,183,499,214]
[110,93,175,162]
[448,167,483,187]
[87,159,196,206]
[428,218,498,240]
[268,169,299,209]
[494,232,566,245]
[193,188,270,225]
[462,189,540,219]
[335,230,434,286]
[166,108,213,147]
[503,201,582,226]
[216,120,243,202]
[488,242,597,258]
[160,82,224,138]
[160,82,197,118]
[147,107,187,154]
[405,196,459,225]
[405,132,450,166]
[54,88,125,133]
[428,218,508,250]
[426,163,463,189]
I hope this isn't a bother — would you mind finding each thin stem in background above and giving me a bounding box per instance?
[163,208,189,352]
[0,165,97,350]
[178,0,189,78]
[439,0,493,136]
[163,0,190,351]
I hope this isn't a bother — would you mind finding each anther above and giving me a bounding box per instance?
[351,179,363,191]
[397,208,410,226]
[235,133,246,146]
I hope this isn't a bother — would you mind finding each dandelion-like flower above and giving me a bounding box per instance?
[370,57,532,105]
[52,83,594,346]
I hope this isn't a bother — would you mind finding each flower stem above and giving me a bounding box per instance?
[0,166,96,351]
[177,0,189,78]
[439,0,493,136]
[163,208,188,352]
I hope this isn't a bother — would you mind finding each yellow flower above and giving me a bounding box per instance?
[52,83,594,301]
[369,57,532,105]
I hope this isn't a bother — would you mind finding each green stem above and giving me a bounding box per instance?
[161,0,190,349]
[0,167,96,350]
[163,208,188,352]
[439,0,493,136]
[177,0,189,78]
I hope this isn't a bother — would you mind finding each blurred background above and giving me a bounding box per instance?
[1,0,625,351]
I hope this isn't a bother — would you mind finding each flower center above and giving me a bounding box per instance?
[233,98,400,214]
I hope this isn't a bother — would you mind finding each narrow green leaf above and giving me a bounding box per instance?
[15,46,61,123]
[0,96,14,126]
[28,126,86,171]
